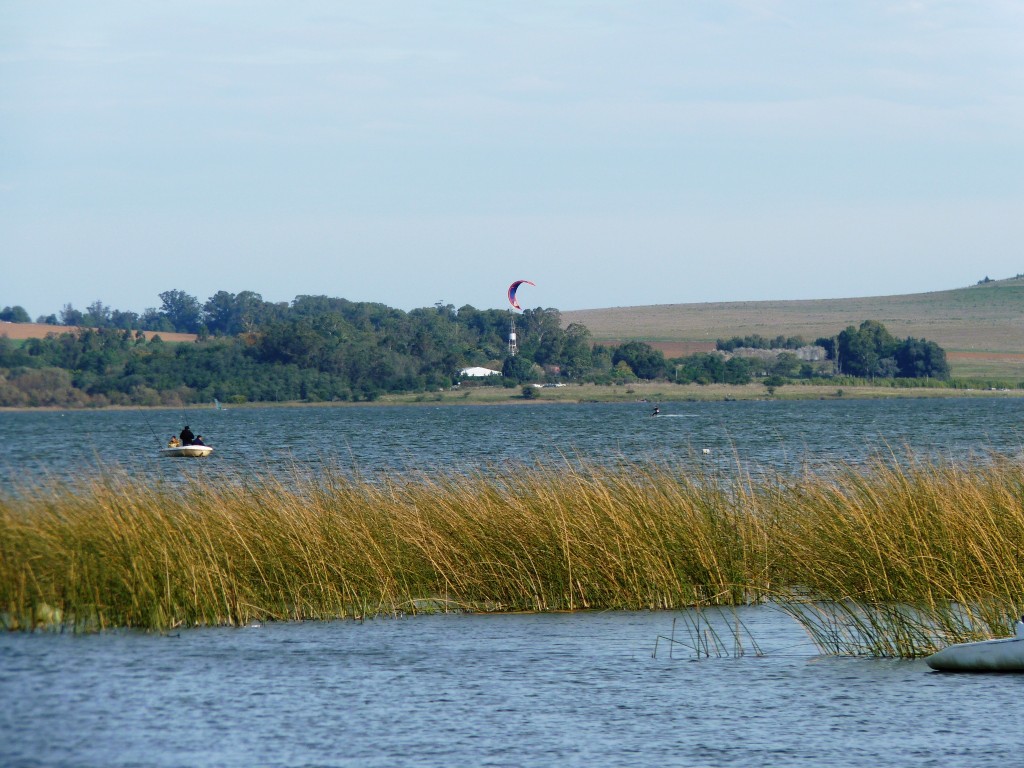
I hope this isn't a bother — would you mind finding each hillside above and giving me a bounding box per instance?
[562,278,1024,381]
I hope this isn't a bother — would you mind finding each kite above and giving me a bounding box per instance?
[507,280,535,310]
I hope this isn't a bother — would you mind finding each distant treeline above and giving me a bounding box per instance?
[6,290,251,333]
[0,293,604,406]
[716,334,810,352]
[1,290,953,407]
[715,321,950,381]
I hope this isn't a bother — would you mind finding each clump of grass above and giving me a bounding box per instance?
[653,608,765,659]
[766,454,1024,654]
[3,453,1024,657]
[0,459,769,630]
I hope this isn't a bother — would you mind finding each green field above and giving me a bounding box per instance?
[562,277,1024,382]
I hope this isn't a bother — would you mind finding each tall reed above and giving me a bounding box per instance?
[769,454,1024,654]
[3,453,1024,656]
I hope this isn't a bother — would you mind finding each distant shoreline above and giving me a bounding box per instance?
[3,381,1022,413]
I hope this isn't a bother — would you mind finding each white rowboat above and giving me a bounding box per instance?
[159,445,213,458]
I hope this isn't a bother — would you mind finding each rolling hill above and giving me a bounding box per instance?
[561,277,1024,381]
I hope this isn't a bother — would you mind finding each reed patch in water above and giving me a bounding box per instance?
[3,454,1024,655]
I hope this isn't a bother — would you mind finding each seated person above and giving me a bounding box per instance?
[193,435,206,446]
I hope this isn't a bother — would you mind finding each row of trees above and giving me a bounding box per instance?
[822,320,950,380]
[716,334,810,352]
[0,294,606,406]
[0,289,952,407]
[617,321,950,385]
[10,290,281,335]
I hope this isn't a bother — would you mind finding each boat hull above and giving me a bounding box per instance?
[159,445,213,458]
[926,637,1024,672]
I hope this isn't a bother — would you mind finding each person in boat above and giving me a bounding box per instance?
[193,435,206,446]
[179,425,195,445]
[168,435,181,448]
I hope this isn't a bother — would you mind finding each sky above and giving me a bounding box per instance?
[2,1,1023,319]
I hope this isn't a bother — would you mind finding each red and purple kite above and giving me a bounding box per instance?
[507,280,535,310]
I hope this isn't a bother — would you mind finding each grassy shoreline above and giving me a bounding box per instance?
[4,454,1024,655]
[375,381,1024,406]
[3,380,1023,414]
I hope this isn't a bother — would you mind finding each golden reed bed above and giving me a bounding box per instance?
[3,455,1024,655]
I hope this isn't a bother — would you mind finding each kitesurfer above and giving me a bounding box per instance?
[179,425,195,445]
[652,405,661,416]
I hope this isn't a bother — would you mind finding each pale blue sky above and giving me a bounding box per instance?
[2,1,1022,318]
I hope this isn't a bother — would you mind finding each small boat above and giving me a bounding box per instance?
[926,619,1024,672]
[159,444,213,458]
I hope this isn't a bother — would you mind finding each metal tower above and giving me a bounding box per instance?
[508,312,518,357]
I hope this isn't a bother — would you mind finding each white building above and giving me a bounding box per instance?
[459,366,502,378]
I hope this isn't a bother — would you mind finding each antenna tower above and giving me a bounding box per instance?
[508,312,518,357]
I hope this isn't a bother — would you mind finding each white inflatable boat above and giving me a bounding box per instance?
[926,619,1024,672]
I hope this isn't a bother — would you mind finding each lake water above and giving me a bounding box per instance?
[3,396,1024,485]
[5,608,1024,767]
[4,398,1024,767]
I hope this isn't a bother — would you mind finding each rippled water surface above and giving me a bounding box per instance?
[4,608,1024,768]
[4,398,1024,766]
[3,397,1024,485]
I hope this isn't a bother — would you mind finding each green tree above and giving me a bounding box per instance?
[560,323,593,379]
[83,300,113,327]
[0,305,31,323]
[612,341,667,379]
[502,354,536,383]
[204,290,267,335]
[770,352,802,378]
[676,353,725,384]
[611,360,636,383]
[589,345,613,376]
[724,356,755,384]
[159,290,204,334]
[517,308,564,364]
[109,309,141,329]
[895,338,950,379]
[837,321,897,378]
[140,307,175,332]
[815,336,838,367]
[59,304,84,326]
[257,318,325,366]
